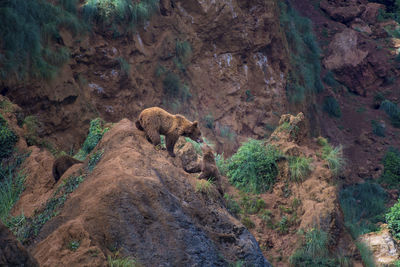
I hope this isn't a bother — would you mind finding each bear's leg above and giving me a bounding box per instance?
[166,134,178,157]
[145,128,161,146]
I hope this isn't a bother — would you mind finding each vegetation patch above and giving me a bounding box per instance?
[75,118,109,160]
[320,141,345,177]
[108,252,140,267]
[279,0,324,103]
[323,96,341,118]
[87,149,104,172]
[82,0,158,35]
[371,120,385,137]
[0,114,18,160]
[386,199,400,240]
[289,228,336,267]
[226,139,281,194]
[68,240,80,251]
[340,182,387,239]
[380,100,400,128]
[9,174,85,242]
[379,147,400,188]
[0,154,27,222]
[289,156,312,182]
[0,0,82,81]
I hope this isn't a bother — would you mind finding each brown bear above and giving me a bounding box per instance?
[199,145,223,195]
[136,107,203,157]
[52,155,83,182]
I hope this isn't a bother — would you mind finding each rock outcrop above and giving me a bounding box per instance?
[15,119,270,266]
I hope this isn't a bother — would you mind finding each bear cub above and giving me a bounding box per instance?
[136,107,203,157]
[52,155,83,182]
[199,145,223,195]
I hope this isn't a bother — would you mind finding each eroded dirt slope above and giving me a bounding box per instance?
[14,119,270,266]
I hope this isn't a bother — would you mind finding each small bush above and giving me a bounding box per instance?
[227,140,281,194]
[323,96,341,118]
[340,182,387,239]
[162,72,181,97]
[0,115,18,160]
[239,194,266,214]
[195,179,214,195]
[118,57,130,75]
[381,100,400,128]
[278,216,289,234]
[68,240,80,251]
[371,120,385,137]
[204,114,214,129]
[380,147,400,187]
[289,228,336,267]
[289,156,312,182]
[175,40,192,64]
[75,118,108,160]
[258,210,274,228]
[386,199,400,239]
[321,144,345,177]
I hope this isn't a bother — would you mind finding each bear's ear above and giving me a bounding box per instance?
[193,121,198,127]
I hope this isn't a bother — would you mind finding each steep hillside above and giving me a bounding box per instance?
[1,0,289,156]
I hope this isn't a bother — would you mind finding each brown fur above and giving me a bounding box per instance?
[52,155,83,182]
[199,145,223,195]
[136,107,203,157]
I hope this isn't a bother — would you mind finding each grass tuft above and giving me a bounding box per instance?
[289,156,312,182]
[0,114,18,160]
[75,118,109,160]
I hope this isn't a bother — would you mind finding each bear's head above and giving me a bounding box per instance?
[201,144,215,162]
[183,121,203,143]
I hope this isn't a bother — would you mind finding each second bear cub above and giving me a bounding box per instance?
[136,107,203,157]
[199,145,223,195]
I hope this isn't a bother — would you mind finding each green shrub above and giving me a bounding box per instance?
[278,216,289,234]
[323,96,341,118]
[380,147,400,187]
[0,0,81,81]
[239,194,266,214]
[340,182,387,239]
[0,115,18,160]
[258,210,274,228]
[371,120,385,137]
[163,72,180,96]
[289,156,312,182]
[227,140,281,194]
[279,1,324,103]
[0,154,27,222]
[289,228,336,267]
[381,100,400,128]
[386,199,400,240]
[75,118,109,160]
[68,240,80,251]
[321,144,345,177]
[118,57,130,75]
